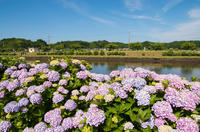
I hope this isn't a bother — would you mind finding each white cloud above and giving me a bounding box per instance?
[57,0,115,25]
[122,13,160,21]
[123,0,142,11]
[150,19,200,42]
[188,8,200,18]
[162,0,183,12]
[89,16,115,24]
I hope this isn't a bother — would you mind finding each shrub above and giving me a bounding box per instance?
[100,50,105,56]
[0,58,199,132]
[93,50,99,55]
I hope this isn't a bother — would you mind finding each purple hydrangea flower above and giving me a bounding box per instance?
[6,79,19,91]
[176,117,199,132]
[54,126,65,132]
[59,61,68,69]
[63,72,71,78]
[47,71,60,82]
[35,63,49,71]
[62,117,73,130]
[35,85,45,93]
[18,63,26,69]
[44,108,62,127]
[0,80,9,89]
[44,128,54,132]
[122,77,146,90]
[15,89,25,96]
[4,68,13,75]
[52,93,64,104]
[34,122,47,132]
[18,98,29,107]
[64,99,77,111]
[57,86,68,94]
[23,127,35,132]
[21,107,28,113]
[152,101,173,119]
[110,70,120,77]
[30,93,42,104]
[76,71,88,80]
[141,116,154,129]
[124,122,134,130]
[80,86,89,93]
[85,105,106,127]
[43,68,50,74]
[154,117,165,127]
[58,79,68,86]
[0,91,5,98]
[11,71,20,78]
[122,84,133,92]
[115,89,128,99]
[43,81,52,88]
[90,73,105,82]
[10,66,17,70]
[0,63,3,69]
[134,89,150,106]
[0,121,11,132]
[79,96,86,100]
[80,64,86,70]
[4,101,19,113]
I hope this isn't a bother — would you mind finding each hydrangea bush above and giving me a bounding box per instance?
[0,58,200,132]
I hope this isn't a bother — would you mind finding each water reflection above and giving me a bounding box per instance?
[89,61,200,81]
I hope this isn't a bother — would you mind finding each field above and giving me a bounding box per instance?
[1,50,200,59]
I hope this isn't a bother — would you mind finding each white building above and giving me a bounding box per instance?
[28,48,38,53]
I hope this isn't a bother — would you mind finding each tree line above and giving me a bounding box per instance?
[0,38,199,52]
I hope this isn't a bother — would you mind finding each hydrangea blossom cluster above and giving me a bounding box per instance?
[47,71,60,82]
[44,108,63,127]
[1,58,200,132]
[85,104,106,127]
[64,99,77,111]
[124,122,134,130]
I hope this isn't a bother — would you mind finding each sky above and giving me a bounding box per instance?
[0,0,200,43]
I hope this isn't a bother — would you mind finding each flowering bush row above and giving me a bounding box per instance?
[0,57,200,132]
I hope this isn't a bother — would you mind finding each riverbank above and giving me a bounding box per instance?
[25,56,200,64]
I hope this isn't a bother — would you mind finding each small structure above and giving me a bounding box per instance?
[28,48,38,53]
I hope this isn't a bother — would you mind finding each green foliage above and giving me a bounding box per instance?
[93,50,99,55]
[107,52,126,56]
[162,50,200,56]
[129,42,143,50]
[100,50,105,56]
[181,42,196,50]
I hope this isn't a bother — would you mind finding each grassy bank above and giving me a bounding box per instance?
[1,50,200,59]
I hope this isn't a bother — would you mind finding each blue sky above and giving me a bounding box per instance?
[0,0,200,43]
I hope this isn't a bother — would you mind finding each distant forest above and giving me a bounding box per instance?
[0,38,200,52]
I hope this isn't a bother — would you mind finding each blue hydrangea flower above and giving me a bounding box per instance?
[64,99,77,111]
[30,93,42,104]
[18,98,29,107]
[52,93,64,104]
[0,121,11,132]
[47,71,60,82]
[34,122,47,132]
[62,118,74,130]
[4,101,20,113]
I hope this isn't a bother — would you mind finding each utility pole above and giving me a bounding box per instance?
[128,32,131,44]
[48,35,50,45]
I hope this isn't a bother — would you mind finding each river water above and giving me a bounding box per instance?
[88,61,200,81]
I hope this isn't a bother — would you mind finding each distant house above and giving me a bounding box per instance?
[28,48,38,53]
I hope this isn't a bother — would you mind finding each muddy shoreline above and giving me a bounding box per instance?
[25,56,200,64]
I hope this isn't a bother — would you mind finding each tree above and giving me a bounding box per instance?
[181,42,196,50]
[151,43,165,50]
[106,43,118,50]
[129,42,143,50]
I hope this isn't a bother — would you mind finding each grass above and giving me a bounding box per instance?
[2,50,200,59]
